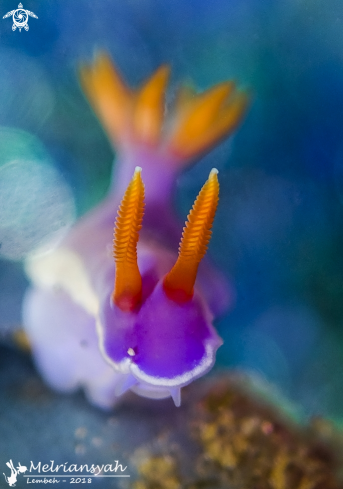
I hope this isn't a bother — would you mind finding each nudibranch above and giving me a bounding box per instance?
[23,53,248,408]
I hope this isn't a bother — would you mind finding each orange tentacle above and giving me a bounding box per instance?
[163,168,219,303]
[112,167,145,311]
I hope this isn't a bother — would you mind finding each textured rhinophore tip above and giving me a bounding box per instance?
[80,52,248,163]
[112,167,145,311]
[163,169,220,303]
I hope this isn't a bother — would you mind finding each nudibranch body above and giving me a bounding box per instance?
[23,54,248,408]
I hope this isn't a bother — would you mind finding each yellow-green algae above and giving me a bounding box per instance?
[131,375,343,489]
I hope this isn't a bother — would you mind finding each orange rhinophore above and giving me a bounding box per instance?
[112,166,145,311]
[163,168,220,303]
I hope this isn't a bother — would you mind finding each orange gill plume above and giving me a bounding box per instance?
[80,52,249,162]
[132,65,170,146]
[163,168,220,303]
[80,52,132,144]
[112,167,145,312]
[168,83,249,160]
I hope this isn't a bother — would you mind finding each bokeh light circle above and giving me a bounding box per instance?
[0,128,75,260]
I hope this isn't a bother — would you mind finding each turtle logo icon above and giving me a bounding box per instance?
[3,3,38,32]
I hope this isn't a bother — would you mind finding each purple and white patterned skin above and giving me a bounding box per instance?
[22,53,248,408]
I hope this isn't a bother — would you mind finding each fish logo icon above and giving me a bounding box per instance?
[3,460,27,487]
[3,3,38,32]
